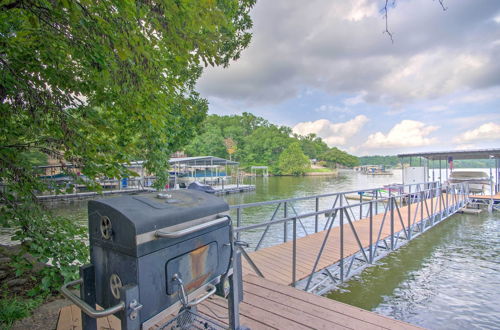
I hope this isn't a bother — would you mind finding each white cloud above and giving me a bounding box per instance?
[424,105,448,112]
[314,104,351,114]
[454,122,500,143]
[343,92,366,106]
[450,88,500,105]
[292,115,368,146]
[363,120,438,148]
[198,1,500,107]
[455,144,476,150]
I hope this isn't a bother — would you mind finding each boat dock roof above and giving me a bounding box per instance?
[398,148,500,160]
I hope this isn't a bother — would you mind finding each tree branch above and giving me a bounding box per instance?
[382,0,395,43]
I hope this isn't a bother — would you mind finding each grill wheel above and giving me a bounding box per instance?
[100,216,112,240]
[109,273,122,299]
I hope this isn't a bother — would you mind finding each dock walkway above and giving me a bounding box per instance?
[242,195,443,286]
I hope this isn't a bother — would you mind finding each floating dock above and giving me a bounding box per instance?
[36,188,156,202]
[213,184,256,195]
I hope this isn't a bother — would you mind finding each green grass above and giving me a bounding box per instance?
[305,167,336,173]
[0,297,41,329]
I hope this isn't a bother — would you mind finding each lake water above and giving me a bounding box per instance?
[48,169,499,329]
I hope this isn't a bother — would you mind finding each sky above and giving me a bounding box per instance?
[196,0,500,156]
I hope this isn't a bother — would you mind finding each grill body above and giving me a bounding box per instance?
[87,190,231,325]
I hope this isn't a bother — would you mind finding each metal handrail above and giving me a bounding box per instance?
[61,279,125,318]
[231,182,468,293]
[233,183,462,232]
[230,181,440,210]
[156,216,229,239]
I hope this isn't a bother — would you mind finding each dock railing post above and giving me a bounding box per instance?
[369,201,373,263]
[236,208,241,241]
[430,187,434,226]
[446,185,449,216]
[420,191,424,232]
[407,192,412,240]
[359,194,363,220]
[390,196,394,250]
[292,217,297,287]
[340,197,344,282]
[284,202,288,242]
[315,197,319,233]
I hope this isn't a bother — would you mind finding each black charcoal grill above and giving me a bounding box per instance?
[62,190,245,330]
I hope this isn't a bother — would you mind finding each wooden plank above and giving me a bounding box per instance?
[69,305,83,330]
[244,275,422,330]
[244,282,381,330]
[199,299,274,330]
[56,306,74,330]
[107,314,121,330]
[208,295,312,330]
[242,291,350,330]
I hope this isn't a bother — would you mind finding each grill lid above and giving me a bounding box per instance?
[88,190,229,256]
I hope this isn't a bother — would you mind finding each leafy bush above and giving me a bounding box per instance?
[278,142,310,176]
[0,298,41,329]
[10,212,89,296]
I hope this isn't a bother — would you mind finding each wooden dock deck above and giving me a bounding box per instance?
[57,274,421,329]
[470,193,500,201]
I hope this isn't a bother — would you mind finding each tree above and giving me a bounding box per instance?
[296,133,329,159]
[320,147,359,168]
[184,125,228,158]
[278,142,310,176]
[242,125,293,167]
[224,138,237,160]
[0,0,255,293]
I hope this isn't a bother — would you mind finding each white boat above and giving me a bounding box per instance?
[448,170,490,194]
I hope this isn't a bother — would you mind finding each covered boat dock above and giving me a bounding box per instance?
[398,148,500,210]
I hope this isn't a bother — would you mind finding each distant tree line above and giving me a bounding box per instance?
[183,113,359,175]
[360,155,495,168]
[359,155,400,167]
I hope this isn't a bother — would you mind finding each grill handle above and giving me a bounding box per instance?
[61,278,125,318]
[187,283,217,307]
[155,215,229,239]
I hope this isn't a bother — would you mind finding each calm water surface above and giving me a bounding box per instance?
[49,169,499,329]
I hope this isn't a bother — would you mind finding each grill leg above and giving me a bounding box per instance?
[80,264,97,330]
[229,249,247,330]
[119,284,141,330]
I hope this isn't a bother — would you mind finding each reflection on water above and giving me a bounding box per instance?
[327,212,500,329]
[48,169,499,328]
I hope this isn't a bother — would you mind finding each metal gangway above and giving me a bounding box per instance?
[231,181,469,295]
